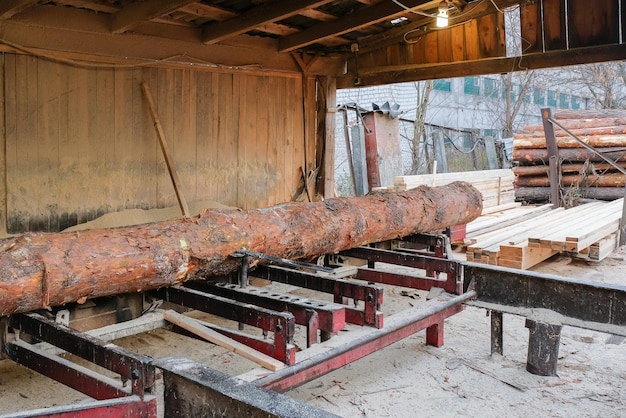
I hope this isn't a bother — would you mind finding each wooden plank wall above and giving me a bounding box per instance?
[359,12,506,69]
[521,0,621,53]
[2,53,306,233]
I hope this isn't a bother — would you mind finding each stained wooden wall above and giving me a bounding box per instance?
[2,53,308,233]
[358,13,506,70]
[521,0,622,53]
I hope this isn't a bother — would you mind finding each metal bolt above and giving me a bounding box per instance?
[275,324,283,333]
[366,293,374,302]
[131,369,140,380]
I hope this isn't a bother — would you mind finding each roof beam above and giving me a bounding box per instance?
[201,0,335,45]
[0,0,38,18]
[338,44,626,88]
[278,0,438,52]
[111,0,197,33]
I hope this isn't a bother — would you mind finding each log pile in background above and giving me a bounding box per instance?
[513,109,626,202]
[0,182,483,316]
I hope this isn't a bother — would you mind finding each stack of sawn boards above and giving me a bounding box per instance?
[393,169,515,209]
[464,198,624,269]
[513,109,626,202]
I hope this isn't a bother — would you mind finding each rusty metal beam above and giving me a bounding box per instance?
[8,313,154,396]
[252,264,384,328]
[2,395,157,418]
[464,262,626,336]
[253,290,475,392]
[155,357,338,417]
[151,286,297,364]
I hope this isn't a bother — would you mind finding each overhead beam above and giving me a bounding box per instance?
[202,0,335,45]
[338,44,626,88]
[111,0,197,33]
[0,0,38,18]
[278,0,438,52]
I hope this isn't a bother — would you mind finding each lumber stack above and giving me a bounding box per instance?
[394,169,515,209]
[513,109,626,202]
[464,199,623,269]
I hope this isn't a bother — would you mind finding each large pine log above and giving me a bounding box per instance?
[515,172,626,188]
[513,162,626,176]
[0,182,482,316]
[520,118,626,133]
[516,187,626,202]
[514,133,626,149]
[513,147,626,164]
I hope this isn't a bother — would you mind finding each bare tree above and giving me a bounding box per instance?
[409,80,434,174]
[569,62,626,109]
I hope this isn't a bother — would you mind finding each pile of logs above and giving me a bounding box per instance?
[513,109,626,202]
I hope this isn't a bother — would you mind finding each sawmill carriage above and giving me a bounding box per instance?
[0,1,625,416]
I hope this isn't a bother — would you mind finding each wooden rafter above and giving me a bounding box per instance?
[278,0,438,52]
[111,0,198,33]
[0,0,38,18]
[201,0,336,45]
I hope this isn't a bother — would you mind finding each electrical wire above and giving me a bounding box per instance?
[0,37,263,71]
[391,0,437,18]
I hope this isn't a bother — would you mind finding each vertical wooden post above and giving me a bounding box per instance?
[433,131,448,173]
[0,53,6,235]
[541,108,560,208]
[525,318,562,376]
[323,77,337,199]
[620,185,626,246]
[490,311,503,355]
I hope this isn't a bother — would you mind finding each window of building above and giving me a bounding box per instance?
[571,95,581,109]
[433,79,451,92]
[484,78,498,98]
[464,76,480,95]
[547,90,557,107]
[533,88,545,106]
[559,93,570,109]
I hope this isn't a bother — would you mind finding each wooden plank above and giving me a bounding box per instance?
[568,0,620,48]
[218,72,239,207]
[194,71,215,202]
[37,59,60,232]
[0,0,38,18]
[498,243,559,270]
[111,0,197,33]
[543,0,566,51]
[255,76,270,208]
[520,1,542,54]
[162,310,285,371]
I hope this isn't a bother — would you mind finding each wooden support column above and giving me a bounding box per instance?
[433,131,448,173]
[525,318,562,376]
[322,77,337,199]
[0,53,6,235]
[490,310,503,355]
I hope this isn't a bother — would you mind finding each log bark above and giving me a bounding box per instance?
[514,134,626,149]
[512,147,626,164]
[513,162,626,176]
[516,187,626,202]
[515,172,626,188]
[521,118,626,133]
[0,182,482,316]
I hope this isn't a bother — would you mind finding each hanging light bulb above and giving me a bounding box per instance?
[436,2,449,28]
